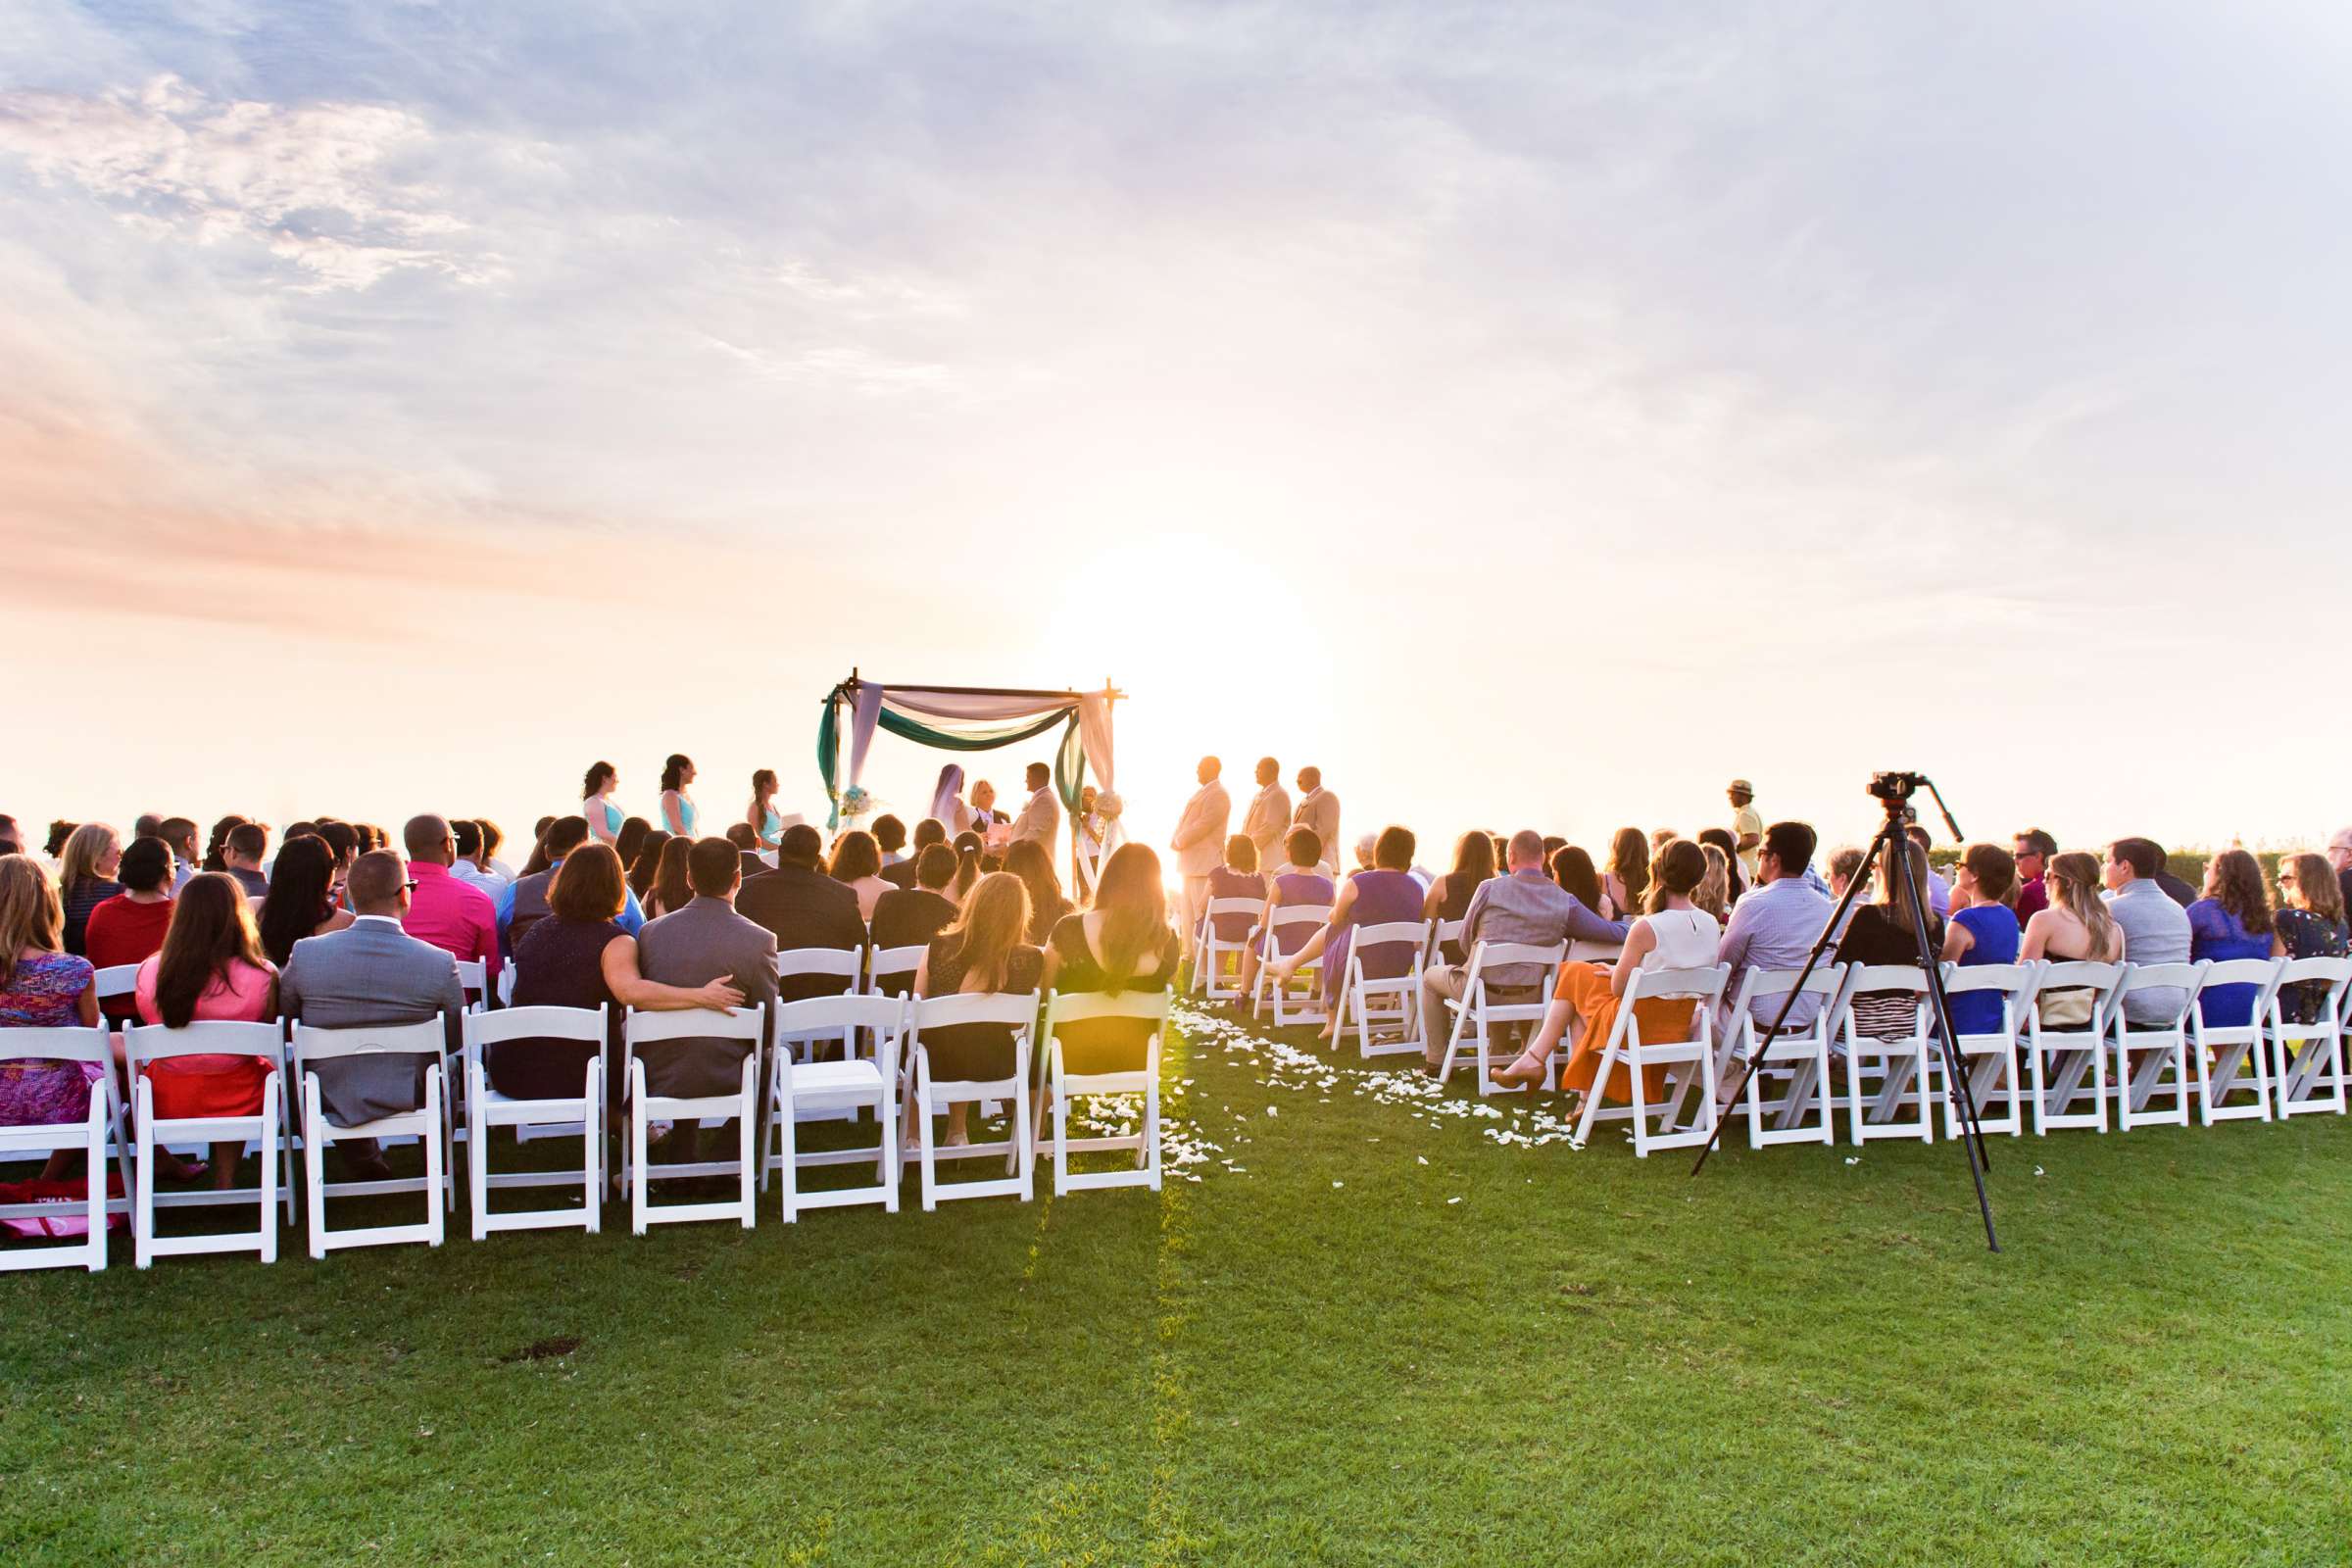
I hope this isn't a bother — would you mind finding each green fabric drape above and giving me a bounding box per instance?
[818,690,1083,828]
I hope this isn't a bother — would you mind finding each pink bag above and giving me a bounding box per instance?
[0,1172,126,1238]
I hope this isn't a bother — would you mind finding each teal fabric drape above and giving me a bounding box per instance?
[818,689,1082,828]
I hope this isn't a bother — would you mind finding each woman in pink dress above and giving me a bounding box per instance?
[133,873,278,1191]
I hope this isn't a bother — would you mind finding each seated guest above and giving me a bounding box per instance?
[1492,839,1716,1100]
[499,815,646,957]
[449,819,510,896]
[2274,853,2350,1025]
[1717,821,1833,1037]
[1423,830,1496,967]
[828,829,894,923]
[501,842,744,1109]
[1004,839,1071,946]
[159,817,201,892]
[1422,829,1629,1076]
[1273,825,1427,1041]
[133,871,279,1189]
[0,815,21,857]
[277,851,466,1181]
[202,814,246,872]
[2021,851,2125,962]
[85,836,178,1016]
[56,822,123,956]
[2331,828,2352,927]
[725,822,766,884]
[0,855,106,1181]
[401,814,503,999]
[1691,842,1734,921]
[627,829,671,903]
[2013,829,2056,921]
[905,872,1041,1150]
[614,816,652,879]
[2186,848,2278,1028]
[1833,850,1945,1043]
[1349,833,1380,875]
[221,821,271,902]
[873,813,908,868]
[1695,828,1746,910]
[478,818,515,882]
[257,833,354,966]
[1036,843,1181,1136]
[1206,836,1267,945]
[1601,828,1649,922]
[314,819,359,901]
[2105,837,2193,1024]
[737,823,865,1000]
[645,837,694,919]
[1940,844,2022,1037]
[1236,828,1337,1004]
[870,845,961,988]
[1904,824,1951,917]
[634,838,779,1169]
[881,817,947,892]
[947,832,986,904]
[2148,842,2199,907]
[1548,845,1603,911]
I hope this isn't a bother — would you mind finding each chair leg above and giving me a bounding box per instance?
[585,1060,605,1235]
[737,1060,757,1229]
[133,1077,154,1270]
[467,1060,488,1243]
[303,1076,326,1261]
[424,1069,445,1248]
[630,1061,649,1237]
[777,1074,799,1225]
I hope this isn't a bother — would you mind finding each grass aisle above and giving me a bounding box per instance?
[3,1006,2349,1565]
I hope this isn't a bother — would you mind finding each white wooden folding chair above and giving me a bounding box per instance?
[765,994,904,1220]
[1035,990,1168,1196]
[2108,961,2206,1131]
[863,943,926,999]
[1193,899,1261,1002]
[905,992,1037,1210]
[1430,918,1465,966]
[123,1021,290,1265]
[620,1006,761,1232]
[1832,965,1936,1145]
[92,962,143,1020]
[2267,956,2351,1118]
[2022,960,2124,1135]
[291,1018,452,1256]
[1332,921,1430,1059]
[454,958,489,1011]
[1932,961,2039,1140]
[2188,958,2281,1126]
[774,947,865,1002]
[496,961,516,1008]
[1437,940,1567,1093]
[1250,905,1333,1026]
[0,1027,126,1273]
[1568,963,1731,1155]
[1724,964,1848,1149]
[1565,939,1625,965]
[461,1005,606,1240]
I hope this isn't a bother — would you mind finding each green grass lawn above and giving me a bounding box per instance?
[4,1004,2349,1566]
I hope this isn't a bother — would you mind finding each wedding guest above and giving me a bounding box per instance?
[646,837,694,920]
[2106,838,2192,1023]
[1421,829,1628,1075]
[1236,828,1336,1004]
[56,822,123,956]
[1717,821,1832,1034]
[882,818,948,892]
[1691,843,1734,922]
[1423,831,1495,968]
[1208,837,1267,946]
[1940,844,2022,1037]
[0,815,22,857]
[159,817,200,892]
[1603,828,1650,922]
[133,872,278,1189]
[1009,762,1060,847]
[1240,758,1291,876]
[1292,767,1341,875]
[400,814,503,997]
[1169,757,1232,959]
[2147,842,2199,907]
[614,816,652,877]
[1492,839,1716,1100]
[202,814,246,872]
[479,819,515,882]
[2013,829,2057,921]
[748,769,785,851]
[948,832,986,904]
[627,829,671,902]
[2329,828,2352,925]
[726,823,766,883]
[220,822,270,902]
[658,754,699,838]
[85,837,177,1017]
[582,760,624,846]
[1905,824,1951,917]
[873,814,908,867]
[871,845,962,963]
[2021,852,2124,963]
[737,823,865,999]
[0,855,105,1181]
[1727,779,1763,881]
[449,820,506,897]
[1273,825,1425,1038]
[257,833,353,966]
[1549,845,1604,913]
[1834,849,1944,1042]
[828,829,893,922]
[634,837,778,1170]
[499,816,646,956]
[1696,828,1744,908]
[315,820,359,897]
[2273,853,2349,1025]
[905,872,1041,1150]
[1004,838,1070,945]
[1036,843,1181,1136]
[2187,848,2278,1027]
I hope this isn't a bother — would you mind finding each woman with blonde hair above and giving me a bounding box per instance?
[2021,850,2124,1026]
[1832,843,1944,1042]
[0,855,104,1180]
[2273,852,2349,1025]
[906,871,1042,1149]
[1691,843,1734,922]
[56,821,123,956]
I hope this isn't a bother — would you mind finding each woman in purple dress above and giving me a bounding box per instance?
[1274,826,1428,1037]
[1234,826,1336,1004]
[0,856,105,1182]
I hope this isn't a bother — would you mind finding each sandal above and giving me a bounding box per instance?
[1488,1052,1548,1089]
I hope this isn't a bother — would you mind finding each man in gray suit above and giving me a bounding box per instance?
[278,850,466,1181]
[635,837,779,1168]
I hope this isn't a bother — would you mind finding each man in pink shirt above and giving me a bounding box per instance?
[401,813,502,1002]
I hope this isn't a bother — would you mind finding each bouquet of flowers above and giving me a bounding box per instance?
[837,784,873,820]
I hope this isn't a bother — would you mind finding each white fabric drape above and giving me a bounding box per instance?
[1076,691,1114,791]
[881,690,1073,723]
[846,682,885,797]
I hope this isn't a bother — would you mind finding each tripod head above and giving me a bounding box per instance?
[1868,770,1961,842]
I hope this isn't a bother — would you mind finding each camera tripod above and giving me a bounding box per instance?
[1691,774,2000,1252]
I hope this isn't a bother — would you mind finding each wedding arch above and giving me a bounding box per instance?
[814,672,1122,887]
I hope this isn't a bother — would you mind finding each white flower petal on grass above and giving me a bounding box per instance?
[1332,1180,1344,1189]
[1447,1196,1462,1204]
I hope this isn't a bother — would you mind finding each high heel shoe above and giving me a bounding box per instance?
[1488,1052,1548,1089]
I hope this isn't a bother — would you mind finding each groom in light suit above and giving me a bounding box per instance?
[1169,756,1232,959]
[1009,761,1060,846]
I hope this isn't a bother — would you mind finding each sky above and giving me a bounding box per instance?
[6,1,2350,868]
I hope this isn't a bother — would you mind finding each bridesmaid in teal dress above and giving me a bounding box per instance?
[747,768,783,850]
[659,755,699,838]
[582,760,624,846]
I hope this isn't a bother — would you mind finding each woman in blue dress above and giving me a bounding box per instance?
[1939,844,2022,1038]
[581,760,624,847]
[746,768,784,850]
[2187,849,2279,1027]
[658,754,699,838]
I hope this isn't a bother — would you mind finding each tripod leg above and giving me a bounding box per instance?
[1892,833,2000,1252]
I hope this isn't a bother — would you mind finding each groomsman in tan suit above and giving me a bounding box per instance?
[1239,757,1290,882]
[1169,756,1232,958]
[1292,765,1340,874]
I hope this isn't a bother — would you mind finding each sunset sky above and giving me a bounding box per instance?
[7,3,2349,865]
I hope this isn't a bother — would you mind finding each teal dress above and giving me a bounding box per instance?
[759,805,783,849]
[663,792,699,837]
[587,796,623,840]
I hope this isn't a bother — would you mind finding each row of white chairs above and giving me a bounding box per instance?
[0,986,1173,1273]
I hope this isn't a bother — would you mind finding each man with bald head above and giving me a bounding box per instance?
[1417,828,1628,1075]
[1169,756,1232,960]
[401,812,502,999]
[1292,766,1340,876]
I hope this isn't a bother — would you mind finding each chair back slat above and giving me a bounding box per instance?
[2120,961,2205,993]
[910,992,1041,1031]
[1626,962,1731,1004]
[1468,940,1567,973]
[774,994,908,1036]
[0,1024,114,1069]
[774,947,865,980]
[123,1020,286,1066]
[623,1005,763,1045]
[1043,989,1172,1029]
[461,1004,607,1048]
[290,1018,448,1060]
[1938,961,2037,995]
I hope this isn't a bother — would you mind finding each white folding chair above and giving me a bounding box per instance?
[1430,918,1465,966]
[2109,961,2206,1131]
[2022,960,2125,1134]
[1832,965,1936,1145]
[123,1021,290,1265]
[1724,965,1848,1149]
[1568,963,1731,1155]
[1565,939,1625,965]
[291,1018,452,1256]
[863,943,927,999]
[774,947,865,1003]
[496,961,517,1008]
[905,992,1038,1209]
[2267,956,2351,1118]
[620,1006,762,1232]
[765,995,904,1220]
[1192,899,1262,1002]
[1331,921,1430,1059]
[2188,958,2281,1126]
[1932,961,2039,1140]
[1035,989,1169,1196]
[92,962,143,1020]
[1437,940,1567,1093]
[1250,905,1333,1026]
[461,1005,607,1239]
[454,958,489,1011]
[0,1027,127,1273]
